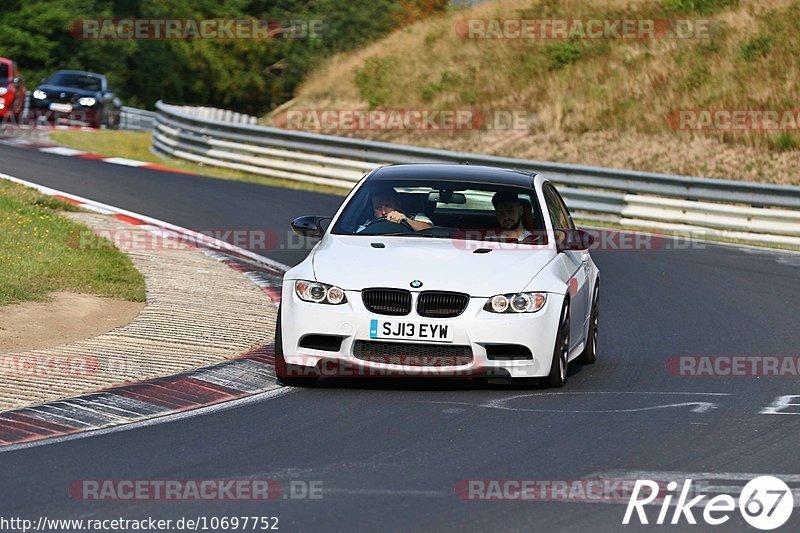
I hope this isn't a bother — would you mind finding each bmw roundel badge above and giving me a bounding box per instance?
[410,280,423,288]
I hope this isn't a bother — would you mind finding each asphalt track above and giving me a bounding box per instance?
[2,142,800,532]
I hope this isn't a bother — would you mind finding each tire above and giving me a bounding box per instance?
[577,282,599,365]
[547,298,570,388]
[107,110,120,130]
[274,306,318,387]
[90,110,102,129]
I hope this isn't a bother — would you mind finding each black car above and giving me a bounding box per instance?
[30,70,121,128]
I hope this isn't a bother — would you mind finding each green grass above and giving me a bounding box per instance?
[49,130,348,197]
[0,180,146,306]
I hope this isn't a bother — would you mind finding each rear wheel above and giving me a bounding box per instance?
[577,282,599,365]
[547,299,570,388]
[274,306,318,387]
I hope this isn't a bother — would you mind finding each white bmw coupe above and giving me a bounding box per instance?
[276,164,599,387]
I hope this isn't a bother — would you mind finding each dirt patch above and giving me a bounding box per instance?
[0,292,144,353]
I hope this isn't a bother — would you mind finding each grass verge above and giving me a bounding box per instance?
[278,0,800,185]
[0,179,146,306]
[49,130,349,197]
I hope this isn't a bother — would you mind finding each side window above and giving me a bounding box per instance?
[543,184,569,230]
[550,185,576,230]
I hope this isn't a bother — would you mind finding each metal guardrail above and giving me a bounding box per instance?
[120,106,156,131]
[159,104,258,125]
[152,101,800,248]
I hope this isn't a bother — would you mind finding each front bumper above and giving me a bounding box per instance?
[30,104,99,125]
[279,283,564,379]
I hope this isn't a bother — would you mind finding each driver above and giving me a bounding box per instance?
[356,188,432,232]
[491,191,535,241]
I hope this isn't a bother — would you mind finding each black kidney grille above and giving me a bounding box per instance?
[353,340,473,367]
[362,288,412,316]
[416,291,470,318]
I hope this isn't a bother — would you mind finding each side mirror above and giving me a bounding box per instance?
[12,77,23,87]
[290,215,330,238]
[557,228,594,252]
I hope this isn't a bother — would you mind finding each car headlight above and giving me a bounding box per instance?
[0,88,7,96]
[295,280,347,305]
[484,292,546,313]
[78,97,96,106]
[33,90,47,100]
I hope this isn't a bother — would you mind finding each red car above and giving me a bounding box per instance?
[0,58,26,122]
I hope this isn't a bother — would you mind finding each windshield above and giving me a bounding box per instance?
[332,178,548,245]
[47,72,102,91]
[0,63,8,85]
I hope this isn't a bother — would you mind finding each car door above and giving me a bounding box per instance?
[543,183,590,351]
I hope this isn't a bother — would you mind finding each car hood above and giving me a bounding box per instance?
[310,235,556,296]
[35,84,97,97]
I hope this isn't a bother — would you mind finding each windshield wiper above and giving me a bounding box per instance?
[372,232,457,239]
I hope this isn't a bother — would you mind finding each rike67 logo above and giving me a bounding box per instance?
[623,476,794,530]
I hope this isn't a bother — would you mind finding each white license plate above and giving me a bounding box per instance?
[369,319,454,343]
[49,103,73,113]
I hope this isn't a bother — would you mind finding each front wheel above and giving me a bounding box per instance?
[547,299,570,388]
[274,306,318,387]
[89,108,103,129]
[107,109,120,130]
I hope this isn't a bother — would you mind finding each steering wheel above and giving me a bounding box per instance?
[358,215,415,234]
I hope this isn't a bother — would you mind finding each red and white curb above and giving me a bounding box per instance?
[0,134,195,175]
[0,345,279,447]
[0,172,290,448]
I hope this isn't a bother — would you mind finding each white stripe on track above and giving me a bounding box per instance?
[38,146,86,156]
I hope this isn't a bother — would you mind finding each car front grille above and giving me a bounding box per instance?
[353,340,473,367]
[361,288,412,316]
[416,291,470,318]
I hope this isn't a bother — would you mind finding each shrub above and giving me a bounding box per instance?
[355,56,396,107]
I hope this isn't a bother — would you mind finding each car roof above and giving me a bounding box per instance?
[369,164,537,188]
[52,70,104,79]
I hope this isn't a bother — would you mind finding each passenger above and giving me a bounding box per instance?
[491,191,535,242]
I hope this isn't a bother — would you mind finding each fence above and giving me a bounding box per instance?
[152,101,800,248]
[119,106,156,131]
